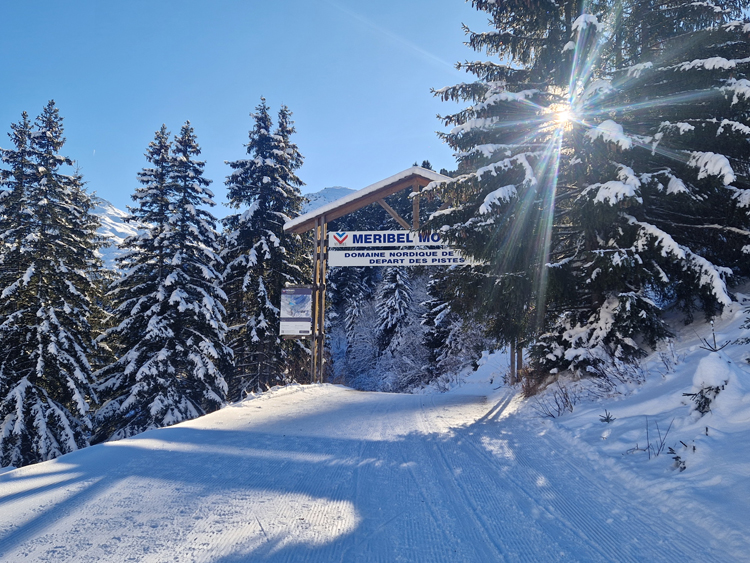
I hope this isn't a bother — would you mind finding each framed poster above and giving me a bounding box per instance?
[279,286,313,337]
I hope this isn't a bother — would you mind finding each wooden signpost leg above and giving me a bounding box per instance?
[310,217,328,384]
[317,221,327,383]
[310,220,320,383]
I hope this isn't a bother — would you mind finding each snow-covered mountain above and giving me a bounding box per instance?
[92,187,355,269]
[302,186,354,213]
[92,198,139,269]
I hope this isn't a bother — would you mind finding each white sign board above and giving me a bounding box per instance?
[279,287,313,336]
[329,230,445,248]
[328,249,471,267]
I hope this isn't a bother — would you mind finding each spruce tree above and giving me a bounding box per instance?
[0,112,35,290]
[376,266,413,352]
[0,102,101,466]
[374,268,431,391]
[533,20,750,373]
[421,269,490,384]
[222,100,310,397]
[426,3,750,377]
[328,266,374,346]
[95,122,229,442]
[325,161,449,390]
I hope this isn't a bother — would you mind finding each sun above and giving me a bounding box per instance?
[554,108,574,124]
[544,102,576,131]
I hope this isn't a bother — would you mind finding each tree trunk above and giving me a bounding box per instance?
[517,345,523,378]
[509,338,516,384]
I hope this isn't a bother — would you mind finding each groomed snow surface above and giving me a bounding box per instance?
[1,304,750,561]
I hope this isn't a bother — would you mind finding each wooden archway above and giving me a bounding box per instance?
[284,166,451,383]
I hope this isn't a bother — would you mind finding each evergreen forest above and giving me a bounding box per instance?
[2,0,750,468]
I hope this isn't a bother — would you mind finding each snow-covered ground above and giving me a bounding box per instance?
[1,295,749,562]
[536,294,750,558]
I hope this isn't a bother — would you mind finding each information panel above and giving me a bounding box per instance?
[328,249,471,267]
[329,230,445,248]
[279,286,313,336]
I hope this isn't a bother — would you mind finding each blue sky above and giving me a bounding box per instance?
[1,1,488,216]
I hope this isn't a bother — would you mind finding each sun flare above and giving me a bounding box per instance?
[552,106,574,125]
[558,109,573,122]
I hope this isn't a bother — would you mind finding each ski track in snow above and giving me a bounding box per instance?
[0,384,741,562]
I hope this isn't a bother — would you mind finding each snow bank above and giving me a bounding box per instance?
[519,298,750,556]
[690,353,750,423]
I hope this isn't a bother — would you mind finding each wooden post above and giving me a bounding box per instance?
[310,216,327,384]
[412,184,420,230]
[317,220,327,383]
[310,218,320,383]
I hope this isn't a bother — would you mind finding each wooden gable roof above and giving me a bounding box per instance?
[283,166,451,235]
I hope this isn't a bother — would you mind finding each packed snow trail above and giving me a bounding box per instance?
[0,384,738,562]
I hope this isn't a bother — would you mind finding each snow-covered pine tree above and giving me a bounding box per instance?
[373,268,431,391]
[533,18,750,373]
[0,112,35,288]
[0,102,102,466]
[95,125,174,441]
[95,122,230,442]
[376,266,413,352]
[421,276,453,362]
[421,269,491,384]
[326,201,386,365]
[325,214,381,386]
[328,266,374,345]
[423,8,566,373]
[162,121,231,406]
[222,100,310,398]
[326,160,452,391]
[427,2,750,378]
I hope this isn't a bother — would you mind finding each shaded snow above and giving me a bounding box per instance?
[589,165,642,205]
[721,78,750,105]
[2,306,750,561]
[479,184,517,214]
[677,56,750,72]
[666,174,688,195]
[572,14,600,32]
[538,299,750,557]
[626,62,653,78]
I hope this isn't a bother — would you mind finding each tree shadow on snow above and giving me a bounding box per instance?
[0,390,736,562]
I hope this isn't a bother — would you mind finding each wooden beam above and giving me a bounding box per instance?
[286,174,434,234]
[377,198,411,230]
